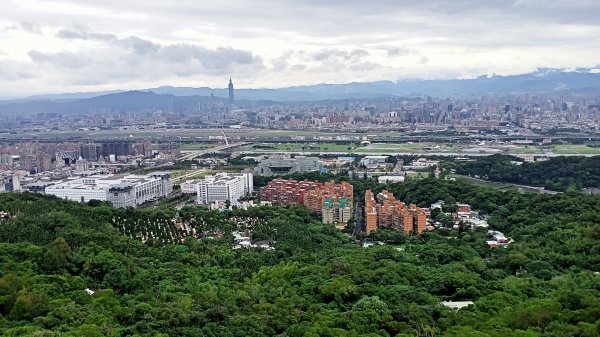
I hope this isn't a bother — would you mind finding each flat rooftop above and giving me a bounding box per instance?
[46,174,163,190]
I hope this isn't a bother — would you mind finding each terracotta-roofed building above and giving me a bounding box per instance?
[365,189,429,235]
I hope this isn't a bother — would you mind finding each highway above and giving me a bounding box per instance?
[179,142,249,160]
[236,150,599,157]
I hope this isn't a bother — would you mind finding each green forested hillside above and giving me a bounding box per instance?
[452,154,600,191]
[0,179,599,337]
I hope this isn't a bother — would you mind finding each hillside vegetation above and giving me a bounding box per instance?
[0,178,599,336]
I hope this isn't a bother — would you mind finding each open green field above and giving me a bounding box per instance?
[186,171,209,179]
[553,145,600,155]
[27,128,351,139]
[180,143,214,150]
[0,127,418,141]
[151,143,214,151]
[356,142,456,153]
[507,146,543,154]
[171,169,209,181]
[241,142,358,152]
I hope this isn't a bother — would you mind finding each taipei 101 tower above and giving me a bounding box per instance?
[228,77,234,106]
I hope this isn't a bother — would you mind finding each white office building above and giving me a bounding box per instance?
[43,172,172,208]
[181,180,200,194]
[186,172,253,206]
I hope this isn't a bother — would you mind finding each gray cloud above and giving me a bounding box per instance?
[313,48,369,63]
[54,27,264,72]
[56,27,116,41]
[119,36,160,55]
[19,22,42,35]
[1,22,43,34]
[384,47,418,57]
[0,59,37,81]
[22,27,265,90]
[28,50,89,69]
[1,0,600,95]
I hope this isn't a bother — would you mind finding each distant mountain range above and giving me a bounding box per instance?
[1,69,599,116]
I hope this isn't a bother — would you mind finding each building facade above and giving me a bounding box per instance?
[364,189,429,235]
[187,172,253,206]
[43,172,172,207]
[260,178,322,205]
[365,190,378,234]
[254,155,321,176]
[261,179,353,227]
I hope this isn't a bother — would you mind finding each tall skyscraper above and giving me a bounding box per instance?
[228,77,234,105]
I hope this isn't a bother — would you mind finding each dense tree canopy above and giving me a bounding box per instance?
[0,178,599,336]
[452,154,600,191]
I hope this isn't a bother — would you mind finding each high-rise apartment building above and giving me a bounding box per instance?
[261,179,354,227]
[191,173,253,206]
[303,181,353,226]
[365,189,428,235]
[365,190,378,235]
[260,178,322,205]
[80,143,100,161]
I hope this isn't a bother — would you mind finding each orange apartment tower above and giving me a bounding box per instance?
[303,188,324,212]
[402,211,414,235]
[259,178,322,205]
[365,190,378,234]
[365,189,429,235]
[415,211,427,235]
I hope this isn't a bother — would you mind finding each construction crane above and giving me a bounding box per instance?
[221,131,229,146]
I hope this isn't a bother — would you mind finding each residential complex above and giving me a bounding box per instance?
[365,190,378,234]
[41,172,172,208]
[304,181,354,226]
[259,178,322,205]
[260,178,354,226]
[185,172,253,206]
[254,155,321,176]
[364,189,429,235]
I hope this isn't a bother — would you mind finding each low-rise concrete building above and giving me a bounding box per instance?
[186,172,253,206]
[43,172,172,207]
[254,155,321,176]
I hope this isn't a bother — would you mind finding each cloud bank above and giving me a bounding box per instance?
[1,0,599,96]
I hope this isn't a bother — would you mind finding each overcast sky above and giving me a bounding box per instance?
[1,0,599,96]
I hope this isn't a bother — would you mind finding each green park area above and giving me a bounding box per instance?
[151,143,215,151]
[180,143,214,150]
[355,142,456,153]
[553,144,600,155]
[507,145,543,154]
[244,142,358,152]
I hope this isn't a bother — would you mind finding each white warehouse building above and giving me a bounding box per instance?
[184,172,253,206]
[44,172,172,208]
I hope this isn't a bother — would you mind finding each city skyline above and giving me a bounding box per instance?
[1,0,600,96]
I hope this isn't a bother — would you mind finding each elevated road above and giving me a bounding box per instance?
[236,149,599,157]
[178,142,249,160]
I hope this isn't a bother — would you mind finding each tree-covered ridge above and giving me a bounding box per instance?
[0,179,599,336]
[452,154,600,191]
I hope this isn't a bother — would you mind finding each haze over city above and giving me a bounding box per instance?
[2,0,600,96]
